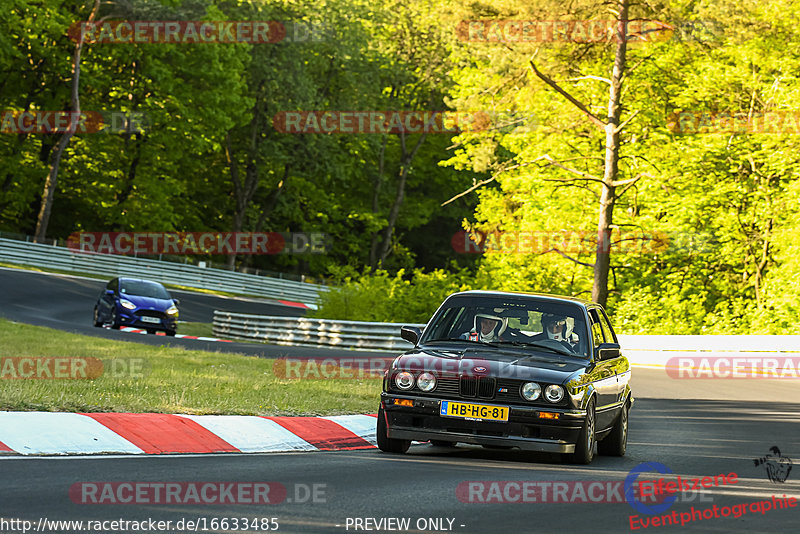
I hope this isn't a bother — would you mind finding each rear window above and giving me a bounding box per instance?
[119,280,171,299]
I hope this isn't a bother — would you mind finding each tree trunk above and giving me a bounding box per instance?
[369,136,388,268]
[33,0,100,242]
[592,0,628,306]
[376,130,428,265]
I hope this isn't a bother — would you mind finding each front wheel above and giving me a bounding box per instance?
[166,330,176,337]
[110,308,121,329]
[376,406,410,454]
[93,307,102,327]
[570,398,596,464]
[598,398,629,457]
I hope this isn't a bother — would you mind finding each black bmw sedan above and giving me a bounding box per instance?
[377,290,632,464]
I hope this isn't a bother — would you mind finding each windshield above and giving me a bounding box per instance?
[420,295,589,358]
[119,280,171,300]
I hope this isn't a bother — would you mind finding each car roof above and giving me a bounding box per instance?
[445,290,597,309]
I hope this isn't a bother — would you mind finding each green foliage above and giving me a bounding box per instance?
[312,268,473,323]
[3,0,800,335]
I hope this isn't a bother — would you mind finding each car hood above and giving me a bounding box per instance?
[394,346,589,384]
[120,294,174,310]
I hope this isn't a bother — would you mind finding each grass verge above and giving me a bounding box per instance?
[0,318,381,416]
[177,322,215,338]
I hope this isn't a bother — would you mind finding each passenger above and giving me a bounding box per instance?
[460,314,507,342]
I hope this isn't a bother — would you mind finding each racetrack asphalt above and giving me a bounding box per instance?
[0,267,393,359]
[1,266,798,533]
[1,391,798,533]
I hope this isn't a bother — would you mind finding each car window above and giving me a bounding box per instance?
[119,280,171,299]
[599,309,618,344]
[419,295,589,357]
[107,278,118,293]
[589,309,605,347]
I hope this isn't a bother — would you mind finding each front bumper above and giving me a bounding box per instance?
[381,393,586,454]
[117,309,177,331]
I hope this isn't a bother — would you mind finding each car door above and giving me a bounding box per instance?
[588,308,619,431]
[598,307,629,406]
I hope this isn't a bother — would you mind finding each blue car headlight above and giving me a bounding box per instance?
[166,305,179,317]
[119,299,136,310]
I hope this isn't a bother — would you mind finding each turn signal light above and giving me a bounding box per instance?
[395,399,414,407]
[538,412,560,420]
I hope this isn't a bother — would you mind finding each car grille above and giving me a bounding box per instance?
[136,310,167,319]
[496,379,523,402]
[435,377,460,396]
[395,374,566,406]
[460,376,496,399]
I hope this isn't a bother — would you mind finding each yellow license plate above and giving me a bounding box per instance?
[440,401,509,422]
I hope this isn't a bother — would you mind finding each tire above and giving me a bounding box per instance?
[166,330,176,337]
[598,398,629,457]
[93,307,102,327]
[146,329,156,335]
[376,406,410,454]
[430,440,456,447]
[110,308,121,329]
[570,398,596,464]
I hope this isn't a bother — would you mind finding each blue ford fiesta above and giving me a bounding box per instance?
[93,277,179,335]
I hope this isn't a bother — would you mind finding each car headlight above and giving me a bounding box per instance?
[544,384,564,403]
[120,299,136,310]
[521,382,541,400]
[166,305,179,316]
[417,372,436,392]
[395,371,415,390]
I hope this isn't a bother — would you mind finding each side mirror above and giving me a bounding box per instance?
[105,289,114,296]
[173,298,180,305]
[400,326,422,345]
[595,342,621,361]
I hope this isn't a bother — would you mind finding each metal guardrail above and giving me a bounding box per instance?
[213,311,425,352]
[212,313,800,359]
[0,238,327,306]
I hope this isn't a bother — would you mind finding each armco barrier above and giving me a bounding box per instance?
[0,238,326,306]
[210,313,800,360]
[212,311,425,352]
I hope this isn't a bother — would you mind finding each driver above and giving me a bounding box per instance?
[460,313,507,342]
[533,313,578,350]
